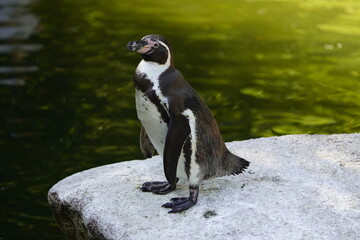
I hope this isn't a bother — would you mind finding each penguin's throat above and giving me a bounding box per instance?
[136,60,170,81]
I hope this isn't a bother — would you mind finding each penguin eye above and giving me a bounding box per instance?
[153,42,159,48]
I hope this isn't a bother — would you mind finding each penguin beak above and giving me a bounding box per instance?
[127,40,151,54]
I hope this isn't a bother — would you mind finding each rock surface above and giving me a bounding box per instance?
[48,134,360,240]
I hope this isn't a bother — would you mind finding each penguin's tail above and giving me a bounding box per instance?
[223,151,250,176]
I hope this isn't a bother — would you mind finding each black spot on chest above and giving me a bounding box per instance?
[134,73,152,93]
[134,73,170,125]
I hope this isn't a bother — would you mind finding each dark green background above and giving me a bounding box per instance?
[1,0,359,239]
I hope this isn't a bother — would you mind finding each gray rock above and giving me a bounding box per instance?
[48,134,360,240]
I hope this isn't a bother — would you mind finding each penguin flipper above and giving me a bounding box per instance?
[163,114,190,186]
[139,125,156,158]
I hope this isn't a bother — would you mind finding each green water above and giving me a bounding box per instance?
[1,0,359,239]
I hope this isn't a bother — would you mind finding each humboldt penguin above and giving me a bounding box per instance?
[127,34,249,213]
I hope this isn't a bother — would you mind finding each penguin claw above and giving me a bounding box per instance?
[161,202,174,208]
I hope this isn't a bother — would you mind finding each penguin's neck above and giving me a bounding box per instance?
[136,60,170,81]
[136,42,173,80]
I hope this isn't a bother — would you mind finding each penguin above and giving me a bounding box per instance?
[127,34,250,213]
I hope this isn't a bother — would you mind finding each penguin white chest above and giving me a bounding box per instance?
[135,89,168,156]
[135,59,172,157]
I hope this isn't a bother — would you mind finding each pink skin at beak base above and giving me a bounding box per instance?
[137,46,151,54]
[137,39,158,54]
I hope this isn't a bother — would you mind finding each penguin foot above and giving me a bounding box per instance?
[162,197,196,213]
[162,197,188,208]
[162,186,199,213]
[140,181,175,194]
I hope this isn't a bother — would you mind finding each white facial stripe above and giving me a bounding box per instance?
[157,40,171,67]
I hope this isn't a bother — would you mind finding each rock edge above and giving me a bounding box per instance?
[48,134,360,240]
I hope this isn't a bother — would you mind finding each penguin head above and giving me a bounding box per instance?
[127,34,173,65]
